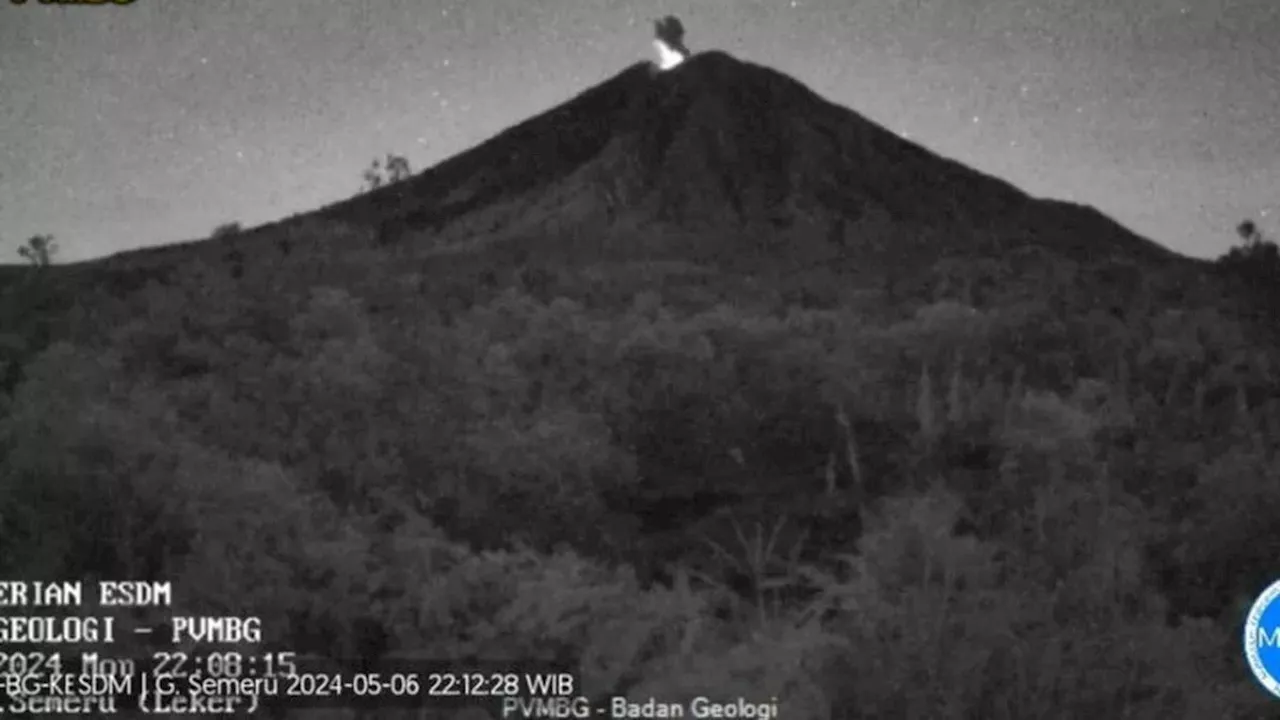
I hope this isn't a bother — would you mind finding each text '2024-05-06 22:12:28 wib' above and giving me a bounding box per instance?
[0,579,610,714]
[0,578,783,716]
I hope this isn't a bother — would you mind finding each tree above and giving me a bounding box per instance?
[385,154,411,184]
[361,153,412,191]
[361,159,383,191]
[1221,218,1277,265]
[1237,220,1261,246]
[17,234,56,267]
[1217,217,1279,292]
[210,222,242,239]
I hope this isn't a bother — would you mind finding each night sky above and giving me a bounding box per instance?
[2,0,1276,262]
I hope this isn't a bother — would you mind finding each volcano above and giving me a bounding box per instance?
[309,50,1184,279]
[88,47,1201,306]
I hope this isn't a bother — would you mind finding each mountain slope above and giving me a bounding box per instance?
[6,46,1228,383]
[312,50,1185,275]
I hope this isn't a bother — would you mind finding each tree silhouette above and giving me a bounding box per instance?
[1237,219,1261,246]
[1220,217,1277,266]
[211,222,242,239]
[17,234,57,267]
[361,153,412,192]
[384,154,411,183]
[362,159,384,191]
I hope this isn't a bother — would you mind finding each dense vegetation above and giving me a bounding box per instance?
[1,212,1278,718]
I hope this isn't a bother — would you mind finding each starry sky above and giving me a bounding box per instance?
[1,0,1276,262]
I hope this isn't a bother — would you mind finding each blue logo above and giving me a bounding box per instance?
[1244,580,1280,699]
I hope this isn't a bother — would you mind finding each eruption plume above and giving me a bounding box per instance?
[653,15,690,70]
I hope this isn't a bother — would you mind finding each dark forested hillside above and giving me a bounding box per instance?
[2,51,1277,718]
